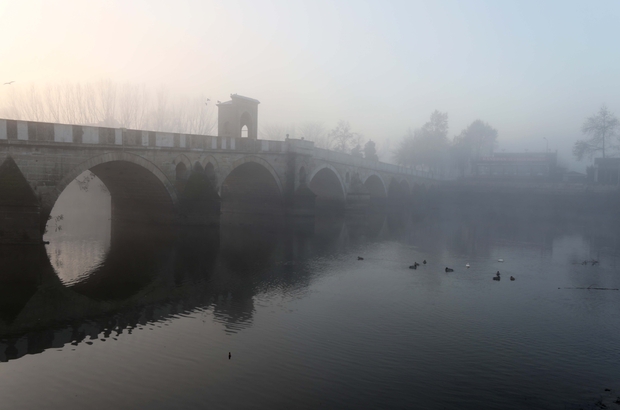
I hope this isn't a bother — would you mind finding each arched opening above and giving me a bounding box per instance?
[387,178,401,201]
[176,162,187,181]
[364,174,387,199]
[178,161,220,224]
[399,180,411,200]
[90,161,177,225]
[240,111,252,138]
[175,162,188,193]
[205,162,217,186]
[308,167,346,212]
[0,156,41,244]
[45,158,178,287]
[221,162,282,215]
[44,170,112,285]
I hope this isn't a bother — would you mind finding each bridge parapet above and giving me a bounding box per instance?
[312,147,441,180]
[0,118,446,181]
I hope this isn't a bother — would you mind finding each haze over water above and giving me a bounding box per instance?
[1,186,619,410]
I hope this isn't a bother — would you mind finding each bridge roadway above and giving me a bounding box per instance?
[0,118,437,244]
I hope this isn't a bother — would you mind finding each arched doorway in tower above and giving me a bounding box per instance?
[240,111,252,138]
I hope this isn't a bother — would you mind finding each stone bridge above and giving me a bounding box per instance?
[0,95,438,244]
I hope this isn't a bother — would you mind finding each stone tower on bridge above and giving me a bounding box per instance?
[217,94,259,139]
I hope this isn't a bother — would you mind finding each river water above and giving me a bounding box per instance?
[1,187,620,409]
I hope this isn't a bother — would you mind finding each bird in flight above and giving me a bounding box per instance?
[3,81,15,85]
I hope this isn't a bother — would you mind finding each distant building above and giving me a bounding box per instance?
[591,158,620,185]
[471,152,557,180]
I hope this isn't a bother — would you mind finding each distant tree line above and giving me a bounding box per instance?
[260,120,379,161]
[0,80,216,135]
[393,110,498,177]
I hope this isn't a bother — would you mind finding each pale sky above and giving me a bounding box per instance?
[1,0,619,169]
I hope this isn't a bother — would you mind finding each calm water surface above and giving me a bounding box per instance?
[1,204,620,409]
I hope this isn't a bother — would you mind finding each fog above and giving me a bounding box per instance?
[1,1,619,170]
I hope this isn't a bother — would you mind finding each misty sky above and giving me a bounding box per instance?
[1,0,619,170]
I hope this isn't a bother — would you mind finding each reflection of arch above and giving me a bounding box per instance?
[240,111,252,138]
[50,152,177,225]
[308,164,346,209]
[363,174,387,198]
[221,156,283,195]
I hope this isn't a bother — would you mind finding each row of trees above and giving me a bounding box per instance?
[0,80,216,135]
[260,120,379,161]
[573,105,619,161]
[394,111,498,177]
[391,105,619,177]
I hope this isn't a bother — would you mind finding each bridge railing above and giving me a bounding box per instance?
[0,119,442,179]
[312,146,440,179]
[0,119,291,153]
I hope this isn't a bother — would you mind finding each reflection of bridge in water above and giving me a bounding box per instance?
[0,94,438,244]
[0,214,408,362]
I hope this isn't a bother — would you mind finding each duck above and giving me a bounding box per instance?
[498,259,504,262]
[423,260,427,265]
[510,276,515,281]
[493,276,500,281]
[445,267,454,272]
[496,271,501,277]
[465,263,470,268]
[591,260,599,266]
[409,264,417,270]
[358,256,364,260]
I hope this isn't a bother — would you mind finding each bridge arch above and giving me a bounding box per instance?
[308,164,346,210]
[387,177,407,201]
[399,179,411,197]
[363,174,387,198]
[51,152,178,225]
[196,154,220,188]
[220,156,283,215]
[173,154,192,174]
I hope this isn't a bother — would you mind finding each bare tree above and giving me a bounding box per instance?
[299,121,330,148]
[0,80,216,134]
[394,110,449,175]
[260,123,296,140]
[574,105,620,160]
[329,120,360,153]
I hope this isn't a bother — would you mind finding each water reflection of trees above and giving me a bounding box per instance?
[3,209,620,362]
